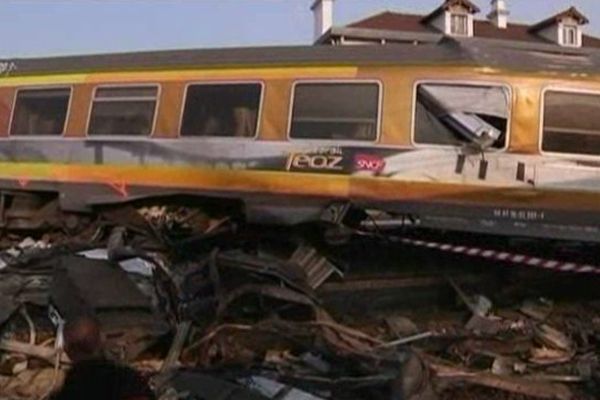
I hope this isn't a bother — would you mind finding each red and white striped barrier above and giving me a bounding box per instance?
[397,237,600,275]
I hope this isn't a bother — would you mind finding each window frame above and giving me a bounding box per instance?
[410,79,512,152]
[450,13,469,36]
[7,85,73,138]
[85,83,161,139]
[177,80,265,140]
[539,86,600,160]
[286,79,383,144]
[562,25,579,47]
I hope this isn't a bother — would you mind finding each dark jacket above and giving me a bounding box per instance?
[51,359,155,400]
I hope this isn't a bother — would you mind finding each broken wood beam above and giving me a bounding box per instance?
[0,339,70,365]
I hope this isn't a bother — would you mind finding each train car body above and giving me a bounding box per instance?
[1,39,600,241]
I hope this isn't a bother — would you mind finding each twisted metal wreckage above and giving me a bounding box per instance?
[0,204,598,400]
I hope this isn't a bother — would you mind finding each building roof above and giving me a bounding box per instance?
[347,11,600,48]
[529,7,589,32]
[349,12,437,34]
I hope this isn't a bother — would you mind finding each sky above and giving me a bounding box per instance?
[2,0,600,58]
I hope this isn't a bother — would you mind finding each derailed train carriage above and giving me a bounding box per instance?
[1,38,600,242]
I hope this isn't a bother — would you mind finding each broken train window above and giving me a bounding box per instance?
[180,83,262,138]
[413,83,510,149]
[289,82,380,141]
[542,90,600,156]
[88,86,158,136]
[10,88,71,136]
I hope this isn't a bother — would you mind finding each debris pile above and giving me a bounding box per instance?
[0,205,598,399]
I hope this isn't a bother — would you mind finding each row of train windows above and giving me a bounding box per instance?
[9,83,377,140]
[7,82,600,156]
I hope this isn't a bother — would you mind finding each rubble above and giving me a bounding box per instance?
[0,205,598,399]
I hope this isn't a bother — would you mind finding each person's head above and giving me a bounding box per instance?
[63,315,103,362]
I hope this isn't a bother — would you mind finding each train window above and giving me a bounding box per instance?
[10,88,70,136]
[180,83,262,137]
[414,83,509,149]
[542,90,600,156]
[289,82,380,141]
[88,86,158,136]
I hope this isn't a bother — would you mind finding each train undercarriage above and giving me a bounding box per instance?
[0,188,597,272]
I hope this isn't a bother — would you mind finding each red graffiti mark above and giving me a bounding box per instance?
[108,180,128,198]
[0,100,9,128]
[17,178,29,188]
[354,154,386,173]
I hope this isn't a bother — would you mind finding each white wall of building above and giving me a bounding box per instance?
[537,24,560,44]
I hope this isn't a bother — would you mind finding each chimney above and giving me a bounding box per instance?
[488,0,509,29]
[311,0,335,42]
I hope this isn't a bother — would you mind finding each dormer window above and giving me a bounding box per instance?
[530,7,589,48]
[421,0,479,38]
[562,25,578,46]
[450,14,469,36]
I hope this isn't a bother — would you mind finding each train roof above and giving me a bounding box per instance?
[2,37,600,76]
